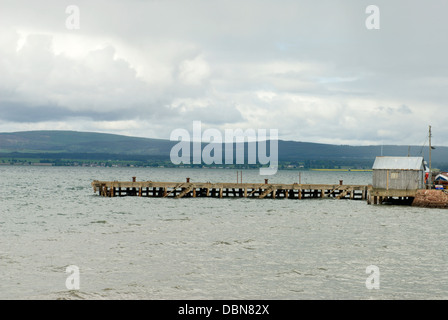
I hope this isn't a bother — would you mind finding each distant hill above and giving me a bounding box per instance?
[0,130,447,169]
[0,130,173,155]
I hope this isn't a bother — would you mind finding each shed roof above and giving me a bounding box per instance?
[372,156,425,170]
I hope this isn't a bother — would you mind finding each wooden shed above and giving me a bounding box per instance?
[372,156,426,190]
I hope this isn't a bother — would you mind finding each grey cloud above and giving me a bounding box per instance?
[399,105,412,114]
[376,105,413,115]
[0,101,140,122]
[0,0,447,145]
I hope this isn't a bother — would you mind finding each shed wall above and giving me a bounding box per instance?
[373,169,424,190]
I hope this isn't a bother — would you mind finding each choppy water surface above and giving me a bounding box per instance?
[1,166,448,299]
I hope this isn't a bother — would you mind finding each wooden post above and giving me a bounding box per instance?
[429,125,432,188]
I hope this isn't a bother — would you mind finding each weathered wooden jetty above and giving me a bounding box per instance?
[91,178,369,200]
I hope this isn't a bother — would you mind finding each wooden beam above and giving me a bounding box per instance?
[337,190,348,199]
[259,186,275,199]
[163,183,185,198]
[176,186,193,199]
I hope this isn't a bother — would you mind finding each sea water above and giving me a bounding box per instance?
[1,166,448,299]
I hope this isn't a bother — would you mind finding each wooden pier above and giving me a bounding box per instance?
[366,188,417,205]
[91,178,369,200]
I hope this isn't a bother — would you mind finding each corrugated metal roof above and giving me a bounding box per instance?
[372,156,425,170]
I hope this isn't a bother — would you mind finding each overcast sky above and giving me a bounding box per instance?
[0,0,447,146]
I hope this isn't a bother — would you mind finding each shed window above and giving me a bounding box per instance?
[390,172,399,179]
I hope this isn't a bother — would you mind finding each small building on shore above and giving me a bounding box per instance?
[372,156,426,190]
[369,156,427,204]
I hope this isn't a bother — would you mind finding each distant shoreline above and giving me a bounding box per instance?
[0,162,373,172]
[311,169,372,172]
